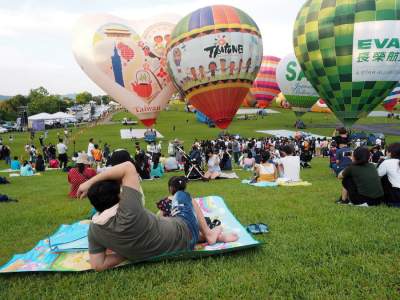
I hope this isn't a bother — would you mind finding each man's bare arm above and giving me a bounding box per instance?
[89,252,125,272]
[77,161,140,198]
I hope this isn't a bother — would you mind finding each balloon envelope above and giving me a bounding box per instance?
[166,5,263,129]
[250,56,281,108]
[383,84,400,112]
[311,99,331,113]
[72,14,177,127]
[293,0,400,126]
[276,53,319,117]
[242,91,257,107]
[275,92,291,109]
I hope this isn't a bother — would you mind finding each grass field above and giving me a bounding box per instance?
[0,106,399,299]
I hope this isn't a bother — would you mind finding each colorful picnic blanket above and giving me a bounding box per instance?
[241,179,311,187]
[241,180,278,187]
[0,196,261,273]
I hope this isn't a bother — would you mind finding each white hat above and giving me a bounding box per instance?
[76,153,90,165]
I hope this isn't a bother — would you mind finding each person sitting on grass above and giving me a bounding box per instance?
[150,153,164,179]
[253,152,278,183]
[164,155,179,172]
[278,145,301,182]
[377,142,400,207]
[20,161,34,177]
[328,141,337,171]
[240,151,256,171]
[10,156,21,171]
[337,147,384,206]
[156,176,238,243]
[77,162,236,272]
[35,154,45,172]
[68,153,96,198]
[134,150,151,180]
[203,150,221,180]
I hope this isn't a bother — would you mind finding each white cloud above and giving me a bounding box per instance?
[0,0,305,94]
[0,8,79,37]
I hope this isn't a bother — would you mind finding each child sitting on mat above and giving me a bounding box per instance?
[252,152,278,183]
[157,176,238,244]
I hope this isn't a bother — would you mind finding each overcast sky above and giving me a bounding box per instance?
[0,0,305,95]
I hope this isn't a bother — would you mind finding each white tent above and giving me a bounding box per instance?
[51,112,75,119]
[28,112,53,120]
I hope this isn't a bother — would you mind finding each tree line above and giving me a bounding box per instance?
[0,87,113,121]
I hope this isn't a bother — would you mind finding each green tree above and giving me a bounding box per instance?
[0,94,28,120]
[28,94,61,115]
[75,91,93,104]
[29,87,49,99]
[101,95,113,105]
[93,95,102,106]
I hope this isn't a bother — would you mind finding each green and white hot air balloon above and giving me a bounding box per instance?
[293,0,400,127]
[276,53,320,117]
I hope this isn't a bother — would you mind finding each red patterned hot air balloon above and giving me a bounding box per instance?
[250,56,281,108]
[166,5,263,129]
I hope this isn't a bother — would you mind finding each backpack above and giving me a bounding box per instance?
[0,194,9,202]
[0,176,10,184]
[0,194,17,202]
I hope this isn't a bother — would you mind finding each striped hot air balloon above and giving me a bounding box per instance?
[383,84,400,112]
[250,56,281,108]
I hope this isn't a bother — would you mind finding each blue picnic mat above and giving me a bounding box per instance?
[0,196,261,273]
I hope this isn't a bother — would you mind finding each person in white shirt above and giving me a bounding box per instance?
[204,150,221,180]
[164,156,179,172]
[375,138,382,147]
[87,138,95,161]
[377,142,400,207]
[57,138,68,169]
[278,145,301,182]
[355,139,361,148]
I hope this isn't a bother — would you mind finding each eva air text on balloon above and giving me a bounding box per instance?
[352,20,400,82]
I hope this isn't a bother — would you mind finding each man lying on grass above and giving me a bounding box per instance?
[77,161,237,272]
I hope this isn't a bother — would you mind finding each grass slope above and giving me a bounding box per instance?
[0,106,399,299]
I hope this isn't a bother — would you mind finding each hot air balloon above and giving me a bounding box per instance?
[166,5,263,129]
[275,93,291,109]
[311,99,332,113]
[72,14,177,127]
[293,0,400,127]
[250,56,281,108]
[242,91,257,107]
[276,53,319,117]
[383,84,400,112]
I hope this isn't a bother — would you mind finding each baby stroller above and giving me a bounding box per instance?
[176,146,204,180]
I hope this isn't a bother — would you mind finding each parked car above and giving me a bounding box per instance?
[1,122,16,131]
[0,127,8,133]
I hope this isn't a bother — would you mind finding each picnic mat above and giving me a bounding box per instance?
[0,196,261,273]
[242,179,311,187]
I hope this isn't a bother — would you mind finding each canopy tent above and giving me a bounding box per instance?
[28,113,53,120]
[50,112,77,120]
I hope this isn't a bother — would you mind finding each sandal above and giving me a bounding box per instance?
[246,223,269,234]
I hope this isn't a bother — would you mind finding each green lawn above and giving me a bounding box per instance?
[0,106,399,299]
